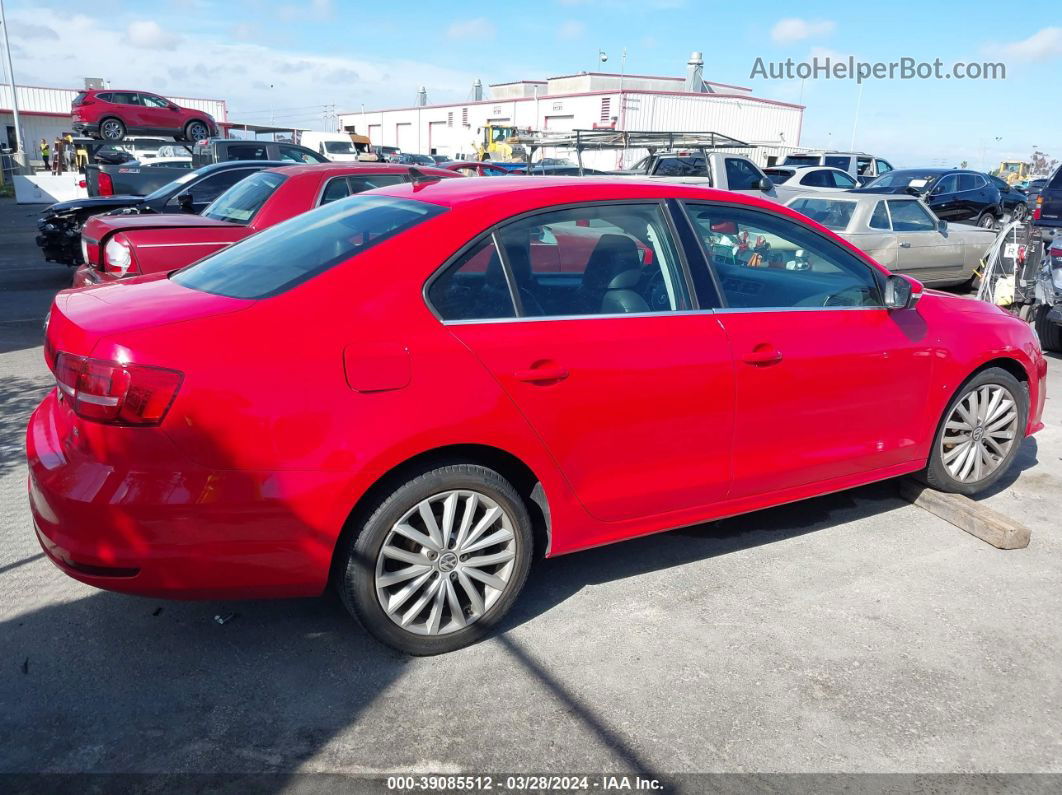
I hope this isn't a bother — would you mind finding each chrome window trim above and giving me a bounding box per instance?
[136,241,235,249]
[439,304,885,326]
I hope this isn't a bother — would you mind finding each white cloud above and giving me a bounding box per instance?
[6,9,480,129]
[988,26,1062,61]
[770,18,836,44]
[446,17,496,40]
[558,20,585,40]
[10,22,59,40]
[125,20,182,50]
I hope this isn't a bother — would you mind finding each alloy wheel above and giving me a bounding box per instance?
[979,213,996,229]
[940,384,1018,483]
[188,122,208,142]
[101,120,124,140]
[374,490,518,636]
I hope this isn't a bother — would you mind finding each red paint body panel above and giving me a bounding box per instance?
[29,178,1047,600]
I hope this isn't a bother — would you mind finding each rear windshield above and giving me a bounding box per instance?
[764,168,794,184]
[202,172,286,224]
[783,155,820,167]
[787,197,858,231]
[173,195,445,299]
[324,140,357,154]
[864,171,939,190]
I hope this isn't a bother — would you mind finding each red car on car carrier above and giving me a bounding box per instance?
[72,89,219,143]
[29,177,1047,655]
[74,163,458,287]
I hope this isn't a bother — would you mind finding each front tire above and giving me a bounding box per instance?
[100,118,126,141]
[976,210,998,229]
[1033,304,1062,351]
[338,463,533,655]
[922,367,1028,496]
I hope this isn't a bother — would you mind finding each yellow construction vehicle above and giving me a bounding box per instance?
[992,160,1031,186]
[475,125,529,162]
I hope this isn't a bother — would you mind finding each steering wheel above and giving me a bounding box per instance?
[642,269,672,311]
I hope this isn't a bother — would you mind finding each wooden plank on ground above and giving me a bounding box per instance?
[899,478,1030,550]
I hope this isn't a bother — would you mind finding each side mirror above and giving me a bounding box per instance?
[937,219,947,232]
[757,176,773,192]
[885,274,923,310]
[176,192,194,212]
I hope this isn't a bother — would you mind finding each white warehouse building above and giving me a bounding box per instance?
[0,83,228,166]
[338,53,804,169]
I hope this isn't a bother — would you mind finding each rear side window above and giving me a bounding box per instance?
[173,196,445,299]
[869,202,891,229]
[348,174,409,193]
[824,155,850,171]
[228,144,270,160]
[787,198,856,231]
[202,171,285,223]
[73,92,88,106]
[428,237,516,321]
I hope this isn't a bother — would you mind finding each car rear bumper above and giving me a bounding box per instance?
[71,265,111,288]
[72,122,99,136]
[26,391,350,600]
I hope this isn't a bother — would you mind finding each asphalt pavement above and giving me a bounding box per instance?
[0,197,1060,787]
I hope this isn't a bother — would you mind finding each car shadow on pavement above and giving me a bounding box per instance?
[0,374,53,477]
[970,436,1039,500]
[505,480,908,633]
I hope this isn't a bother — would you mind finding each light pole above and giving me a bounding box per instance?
[0,0,24,156]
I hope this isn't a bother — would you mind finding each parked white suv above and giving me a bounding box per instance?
[781,151,894,184]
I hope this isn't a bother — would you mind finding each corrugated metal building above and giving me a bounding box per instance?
[0,84,228,165]
[337,53,803,169]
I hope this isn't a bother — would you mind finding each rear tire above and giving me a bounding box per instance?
[922,367,1028,496]
[1034,304,1062,352]
[183,121,209,142]
[99,118,126,142]
[337,463,533,655]
[976,210,998,229]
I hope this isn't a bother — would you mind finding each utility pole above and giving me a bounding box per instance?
[0,0,24,155]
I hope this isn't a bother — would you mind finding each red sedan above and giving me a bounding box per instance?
[74,163,458,288]
[29,177,1047,655]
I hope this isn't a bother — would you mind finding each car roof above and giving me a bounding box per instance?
[261,163,456,179]
[367,176,785,211]
[788,192,916,207]
[196,160,287,173]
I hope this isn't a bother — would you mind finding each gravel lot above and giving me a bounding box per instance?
[0,197,1059,784]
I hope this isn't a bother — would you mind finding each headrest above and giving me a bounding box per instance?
[607,269,642,290]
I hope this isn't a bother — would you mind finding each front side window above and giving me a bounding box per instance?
[166,168,259,209]
[174,196,444,299]
[202,171,285,223]
[786,198,857,231]
[725,158,765,190]
[429,203,691,321]
[933,174,959,194]
[856,157,873,175]
[683,202,883,309]
[887,200,937,231]
[319,176,352,205]
[875,159,893,174]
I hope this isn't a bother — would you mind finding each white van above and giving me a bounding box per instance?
[300,132,369,162]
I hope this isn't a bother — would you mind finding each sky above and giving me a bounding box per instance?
[1,0,1060,169]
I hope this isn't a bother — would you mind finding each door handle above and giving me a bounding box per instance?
[899,241,911,248]
[742,345,783,366]
[514,364,569,383]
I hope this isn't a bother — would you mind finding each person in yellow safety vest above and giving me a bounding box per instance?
[40,138,50,170]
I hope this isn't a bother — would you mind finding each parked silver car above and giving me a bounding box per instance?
[785,194,995,286]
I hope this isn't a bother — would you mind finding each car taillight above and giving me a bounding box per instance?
[1033,195,1043,221]
[98,172,114,196]
[54,352,182,426]
[78,180,86,189]
[103,234,137,275]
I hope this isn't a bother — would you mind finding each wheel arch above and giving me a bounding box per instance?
[328,443,552,585]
